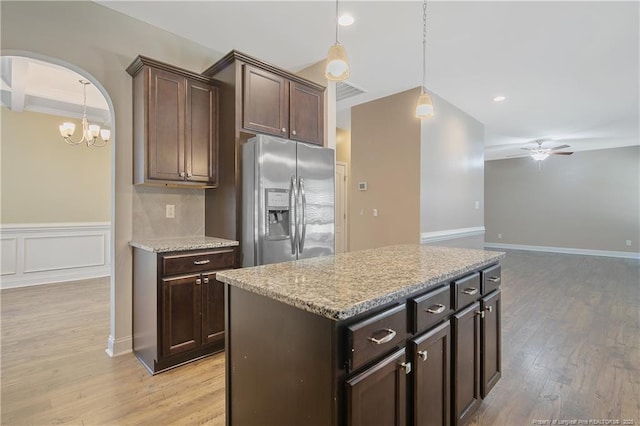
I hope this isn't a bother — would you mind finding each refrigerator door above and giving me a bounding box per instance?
[296,143,335,259]
[253,135,298,266]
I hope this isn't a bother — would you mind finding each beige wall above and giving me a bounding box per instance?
[349,88,421,250]
[1,107,110,223]
[420,91,485,244]
[1,0,223,355]
[485,146,640,253]
[336,127,351,165]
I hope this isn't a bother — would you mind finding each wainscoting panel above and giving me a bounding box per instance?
[0,223,111,289]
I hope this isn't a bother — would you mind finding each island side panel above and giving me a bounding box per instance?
[226,285,337,426]
[132,248,159,373]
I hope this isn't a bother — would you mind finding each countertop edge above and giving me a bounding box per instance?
[218,251,504,321]
[130,238,239,253]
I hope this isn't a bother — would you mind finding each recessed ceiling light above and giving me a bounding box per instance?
[493,96,506,102]
[338,14,354,26]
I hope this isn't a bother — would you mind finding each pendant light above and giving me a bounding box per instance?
[416,0,434,119]
[325,0,349,81]
[58,80,110,147]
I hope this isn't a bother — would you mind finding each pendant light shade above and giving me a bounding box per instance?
[416,91,434,119]
[325,42,349,81]
[416,0,434,119]
[325,0,349,82]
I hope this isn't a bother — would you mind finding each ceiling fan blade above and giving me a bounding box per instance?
[549,144,570,150]
[550,151,574,155]
[520,147,536,151]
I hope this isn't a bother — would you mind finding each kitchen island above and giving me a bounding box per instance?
[216,244,505,426]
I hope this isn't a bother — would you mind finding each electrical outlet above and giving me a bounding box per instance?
[497,233,502,239]
[166,204,175,218]
[372,208,378,217]
[475,201,480,210]
[626,240,632,247]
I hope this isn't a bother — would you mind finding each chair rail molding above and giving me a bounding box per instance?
[0,222,111,289]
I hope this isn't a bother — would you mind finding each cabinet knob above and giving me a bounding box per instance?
[292,130,297,136]
[282,127,287,132]
[179,172,186,178]
[203,277,209,284]
[400,362,412,375]
[486,305,493,313]
[475,310,485,318]
[417,350,428,361]
[196,278,202,285]
[187,171,193,178]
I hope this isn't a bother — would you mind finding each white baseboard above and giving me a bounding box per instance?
[0,222,112,289]
[106,334,133,357]
[421,226,486,244]
[484,242,640,260]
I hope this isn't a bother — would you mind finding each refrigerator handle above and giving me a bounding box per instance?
[289,176,298,255]
[298,177,307,253]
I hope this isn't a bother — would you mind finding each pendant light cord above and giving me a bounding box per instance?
[422,0,427,93]
[335,0,339,43]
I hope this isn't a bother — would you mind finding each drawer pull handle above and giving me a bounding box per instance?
[196,278,202,285]
[194,260,211,265]
[487,276,501,283]
[476,310,485,318]
[368,328,396,345]
[400,362,411,375]
[418,350,428,361]
[203,277,209,284]
[426,304,446,314]
[462,287,478,295]
[486,305,493,313]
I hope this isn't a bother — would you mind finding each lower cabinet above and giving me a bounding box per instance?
[411,321,451,426]
[481,290,501,398]
[452,302,482,425]
[346,348,408,426]
[133,246,236,374]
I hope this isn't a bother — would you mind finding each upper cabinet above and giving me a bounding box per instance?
[127,56,218,188]
[243,64,324,146]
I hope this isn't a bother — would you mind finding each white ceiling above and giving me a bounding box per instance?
[5,1,638,161]
[0,56,111,125]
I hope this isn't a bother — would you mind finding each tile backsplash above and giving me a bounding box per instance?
[132,186,204,240]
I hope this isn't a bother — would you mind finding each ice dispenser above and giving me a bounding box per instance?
[265,188,290,240]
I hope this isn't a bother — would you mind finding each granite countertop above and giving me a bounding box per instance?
[216,244,505,320]
[129,236,239,253]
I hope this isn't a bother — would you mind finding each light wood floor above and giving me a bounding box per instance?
[1,250,639,425]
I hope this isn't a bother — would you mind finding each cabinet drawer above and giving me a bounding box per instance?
[481,264,501,295]
[410,284,451,334]
[347,304,407,372]
[453,272,481,310]
[161,249,235,276]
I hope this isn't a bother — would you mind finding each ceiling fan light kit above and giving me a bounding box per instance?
[515,140,574,162]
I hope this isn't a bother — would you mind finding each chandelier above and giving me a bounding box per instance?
[416,0,434,119]
[58,80,110,147]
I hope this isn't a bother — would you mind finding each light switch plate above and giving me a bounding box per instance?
[166,204,175,218]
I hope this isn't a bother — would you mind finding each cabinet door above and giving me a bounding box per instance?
[201,272,225,346]
[346,348,408,426]
[452,302,481,426]
[185,79,217,185]
[412,321,451,426]
[243,65,288,137]
[481,290,501,398]
[148,67,185,181]
[289,82,324,145]
[161,274,201,357]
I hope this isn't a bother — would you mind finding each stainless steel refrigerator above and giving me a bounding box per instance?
[242,134,335,267]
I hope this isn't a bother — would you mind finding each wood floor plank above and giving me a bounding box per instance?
[1,250,639,425]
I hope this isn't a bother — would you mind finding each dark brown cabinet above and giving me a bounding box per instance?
[411,321,451,426]
[452,301,482,426]
[133,246,236,374]
[346,348,408,426]
[127,56,218,188]
[481,290,501,398]
[243,64,324,145]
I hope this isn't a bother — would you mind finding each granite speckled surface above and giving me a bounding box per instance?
[129,236,239,253]
[217,244,505,320]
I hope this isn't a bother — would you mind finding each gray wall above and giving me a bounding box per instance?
[1,0,223,355]
[485,145,640,253]
[420,91,485,248]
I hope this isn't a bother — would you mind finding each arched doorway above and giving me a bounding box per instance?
[0,51,117,355]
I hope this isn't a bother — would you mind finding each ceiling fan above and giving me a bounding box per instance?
[513,139,574,161]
